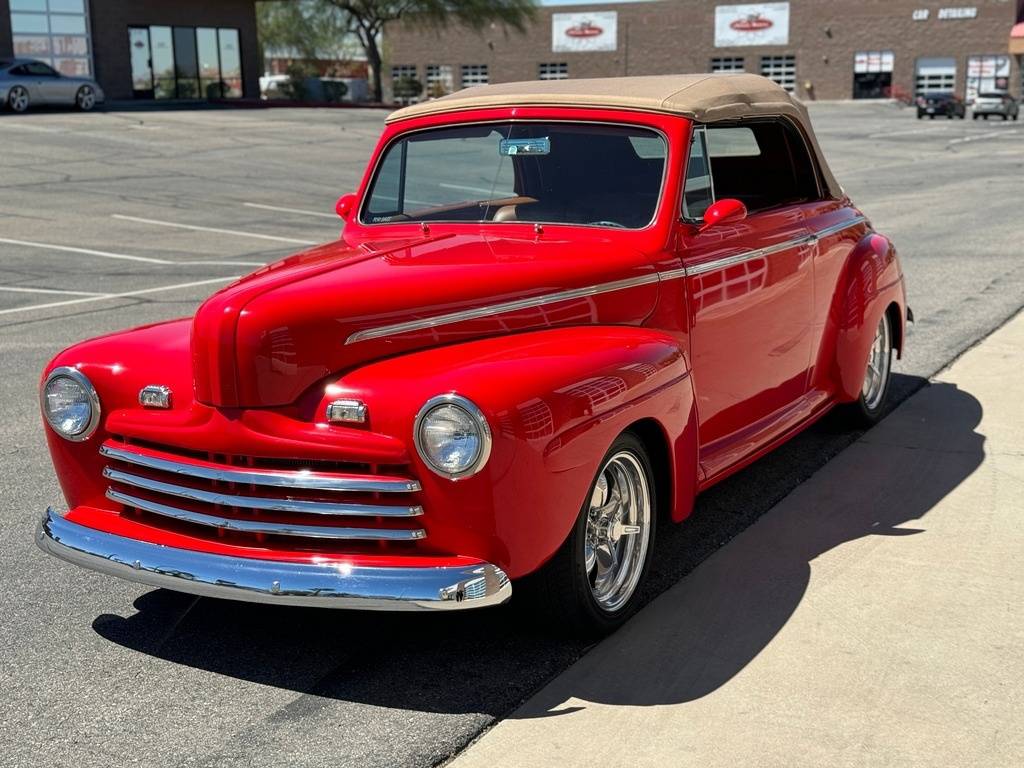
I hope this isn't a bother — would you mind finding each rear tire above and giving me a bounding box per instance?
[841,312,894,428]
[525,432,657,639]
[7,85,29,113]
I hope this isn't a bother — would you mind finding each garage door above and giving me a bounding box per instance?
[915,58,956,95]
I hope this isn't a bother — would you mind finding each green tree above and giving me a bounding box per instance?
[324,0,536,103]
[256,0,353,66]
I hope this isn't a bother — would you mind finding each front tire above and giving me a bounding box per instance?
[75,85,96,111]
[7,85,30,113]
[528,432,657,638]
[843,312,894,428]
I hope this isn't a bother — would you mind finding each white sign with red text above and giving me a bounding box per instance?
[714,3,790,47]
[552,12,618,53]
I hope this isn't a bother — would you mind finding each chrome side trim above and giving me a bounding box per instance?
[346,272,662,344]
[106,489,426,540]
[685,233,814,277]
[813,215,867,240]
[100,443,421,494]
[103,467,424,518]
[343,216,868,344]
[36,509,511,611]
[682,216,868,278]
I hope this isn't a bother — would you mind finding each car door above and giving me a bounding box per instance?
[24,62,64,103]
[678,121,818,477]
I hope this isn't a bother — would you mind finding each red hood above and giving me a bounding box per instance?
[192,231,660,407]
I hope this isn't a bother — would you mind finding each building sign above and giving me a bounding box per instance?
[937,7,978,19]
[714,3,790,47]
[552,12,618,53]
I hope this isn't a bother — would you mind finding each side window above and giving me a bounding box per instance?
[706,121,821,213]
[26,62,58,77]
[682,128,714,220]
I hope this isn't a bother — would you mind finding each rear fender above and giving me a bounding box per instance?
[330,326,698,578]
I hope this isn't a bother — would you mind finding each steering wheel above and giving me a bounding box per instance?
[588,220,627,228]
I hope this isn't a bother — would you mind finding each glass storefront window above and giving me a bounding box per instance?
[8,0,92,75]
[12,35,50,56]
[197,28,222,99]
[218,28,242,98]
[10,0,47,12]
[10,13,49,33]
[129,26,243,100]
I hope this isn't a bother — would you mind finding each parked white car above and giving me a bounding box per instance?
[972,92,1019,120]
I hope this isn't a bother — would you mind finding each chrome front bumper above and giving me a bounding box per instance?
[36,508,511,610]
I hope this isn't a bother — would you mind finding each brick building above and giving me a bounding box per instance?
[1,0,261,101]
[385,0,1024,103]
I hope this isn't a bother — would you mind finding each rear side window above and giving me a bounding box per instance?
[705,121,821,213]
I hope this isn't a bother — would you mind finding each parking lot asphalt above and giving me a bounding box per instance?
[1,103,1022,768]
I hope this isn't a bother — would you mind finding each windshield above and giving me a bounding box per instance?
[362,122,667,229]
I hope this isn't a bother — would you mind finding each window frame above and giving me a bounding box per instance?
[680,125,715,225]
[680,116,827,223]
[357,118,671,232]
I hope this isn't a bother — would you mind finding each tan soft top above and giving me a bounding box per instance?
[388,74,842,198]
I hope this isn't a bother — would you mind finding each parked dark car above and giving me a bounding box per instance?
[916,93,965,119]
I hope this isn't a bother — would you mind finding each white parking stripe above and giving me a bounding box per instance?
[243,202,337,219]
[176,260,266,267]
[112,214,319,245]
[0,277,237,317]
[0,286,108,296]
[0,237,170,264]
[948,129,1019,145]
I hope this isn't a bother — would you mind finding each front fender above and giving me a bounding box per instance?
[328,326,698,578]
[819,233,907,402]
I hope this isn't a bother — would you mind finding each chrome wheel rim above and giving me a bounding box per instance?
[78,87,94,110]
[861,314,892,411]
[9,86,28,112]
[584,450,651,612]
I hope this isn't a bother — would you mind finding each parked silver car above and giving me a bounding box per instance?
[0,58,104,113]
[972,92,1019,121]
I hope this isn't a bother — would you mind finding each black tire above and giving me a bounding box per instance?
[973,114,979,120]
[7,85,30,113]
[75,85,96,111]
[523,432,657,639]
[841,311,894,428]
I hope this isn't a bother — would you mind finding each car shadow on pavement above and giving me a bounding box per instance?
[91,374,983,717]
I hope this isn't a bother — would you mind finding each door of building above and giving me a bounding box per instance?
[129,27,154,99]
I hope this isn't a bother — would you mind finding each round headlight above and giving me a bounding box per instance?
[41,367,100,441]
[414,394,492,479]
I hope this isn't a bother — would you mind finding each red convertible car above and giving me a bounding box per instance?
[37,74,907,634]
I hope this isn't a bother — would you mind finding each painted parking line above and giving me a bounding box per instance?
[0,276,238,317]
[948,129,1020,145]
[0,237,170,264]
[0,237,266,268]
[112,214,319,245]
[866,125,952,139]
[0,285,108,296]
[244,202,337,219]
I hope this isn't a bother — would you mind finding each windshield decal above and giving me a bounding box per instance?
[499,138,550,156]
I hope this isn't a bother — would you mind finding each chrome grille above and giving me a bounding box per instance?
[100,440,426,544]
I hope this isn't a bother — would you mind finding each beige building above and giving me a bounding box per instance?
[385,1,1024,103]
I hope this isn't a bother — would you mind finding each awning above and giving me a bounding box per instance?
[1011,22,1024,56]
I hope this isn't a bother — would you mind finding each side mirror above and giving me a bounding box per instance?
[335,193,358,221]
[699,198,747,232]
